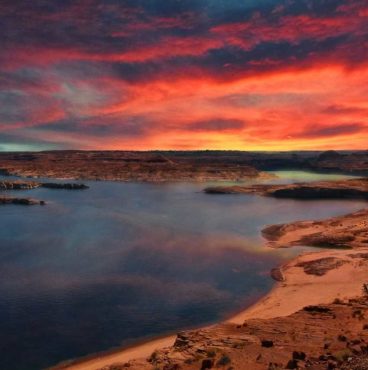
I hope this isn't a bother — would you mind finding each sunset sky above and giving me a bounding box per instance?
[0,0,367,151]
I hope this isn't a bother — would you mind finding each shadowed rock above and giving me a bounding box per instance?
[41,183,89,190]
[0,196,45,205]
[0,181,89,190]
[296,257,347,276]
[261,209,368,249]
[270,267,285,281]
[205,178,368,200]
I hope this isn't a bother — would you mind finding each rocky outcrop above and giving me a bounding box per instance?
[272,185,368,200]
[0,180,89,190]
[0,196,45,205]
[261,209,368,249]
[270,267,285,281]
[0,181,87,206]
[0,181,40,190]
[41,183,89,190]
[295,257,347,276]
[205,178,368,200]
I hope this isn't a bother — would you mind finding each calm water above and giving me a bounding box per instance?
[0,171,365,370]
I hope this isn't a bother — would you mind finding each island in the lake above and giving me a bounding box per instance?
[204,177,368,200]
[0,196,45,206]
[0,180,89,191]
[0,180,89,206]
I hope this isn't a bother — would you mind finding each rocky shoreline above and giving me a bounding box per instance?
[0,181,88,206]
[262,208,368,249]
[0,180,89,190]
[0,196,45,205]
[204,178,368,200]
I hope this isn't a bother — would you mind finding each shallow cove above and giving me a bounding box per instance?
[0,171,365,370]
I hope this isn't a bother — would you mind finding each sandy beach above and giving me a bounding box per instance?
[54,336,176,370]
[55,207,368,369]
[229,248,368,323]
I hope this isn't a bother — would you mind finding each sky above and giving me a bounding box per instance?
[0,0,367,151]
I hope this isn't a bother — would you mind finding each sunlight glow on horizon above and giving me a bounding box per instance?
[0,0,367,150]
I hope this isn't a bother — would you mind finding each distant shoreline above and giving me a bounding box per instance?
[1,150,367,183]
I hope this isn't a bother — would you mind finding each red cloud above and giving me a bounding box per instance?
[0,0,368,150]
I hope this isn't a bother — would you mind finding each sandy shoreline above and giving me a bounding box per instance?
[229,248,368,322]
[54,241,368,370]
[51,335,176,370]
[52,204,368,369]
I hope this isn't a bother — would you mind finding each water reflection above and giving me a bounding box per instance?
[0,171,364,370]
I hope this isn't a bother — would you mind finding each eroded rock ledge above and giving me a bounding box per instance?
[204,178,368,200]
[262,209,368,249]
[0,181,88,206]
[0,181,89,190]
[0,196,45,205]
[41,183,89,190]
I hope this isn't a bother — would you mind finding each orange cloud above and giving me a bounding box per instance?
[0,0,367,150]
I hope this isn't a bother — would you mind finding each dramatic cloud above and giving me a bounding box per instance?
[186,118,246,132]
[0,0,367,150]
[296,122,366,138]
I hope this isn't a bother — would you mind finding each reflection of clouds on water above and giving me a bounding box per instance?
[0,173,366,370]
[0,229,278,301]
[0,266,232,308]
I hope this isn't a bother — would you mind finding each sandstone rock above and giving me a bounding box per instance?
[303,305,332,314]
[296,257,347,276]
[270,267,285,281]
[0,196,45,205]
[205,178,368,200]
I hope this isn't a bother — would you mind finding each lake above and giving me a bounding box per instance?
[0,171,365,370]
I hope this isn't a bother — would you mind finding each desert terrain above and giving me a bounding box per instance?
[0,150,367,182]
